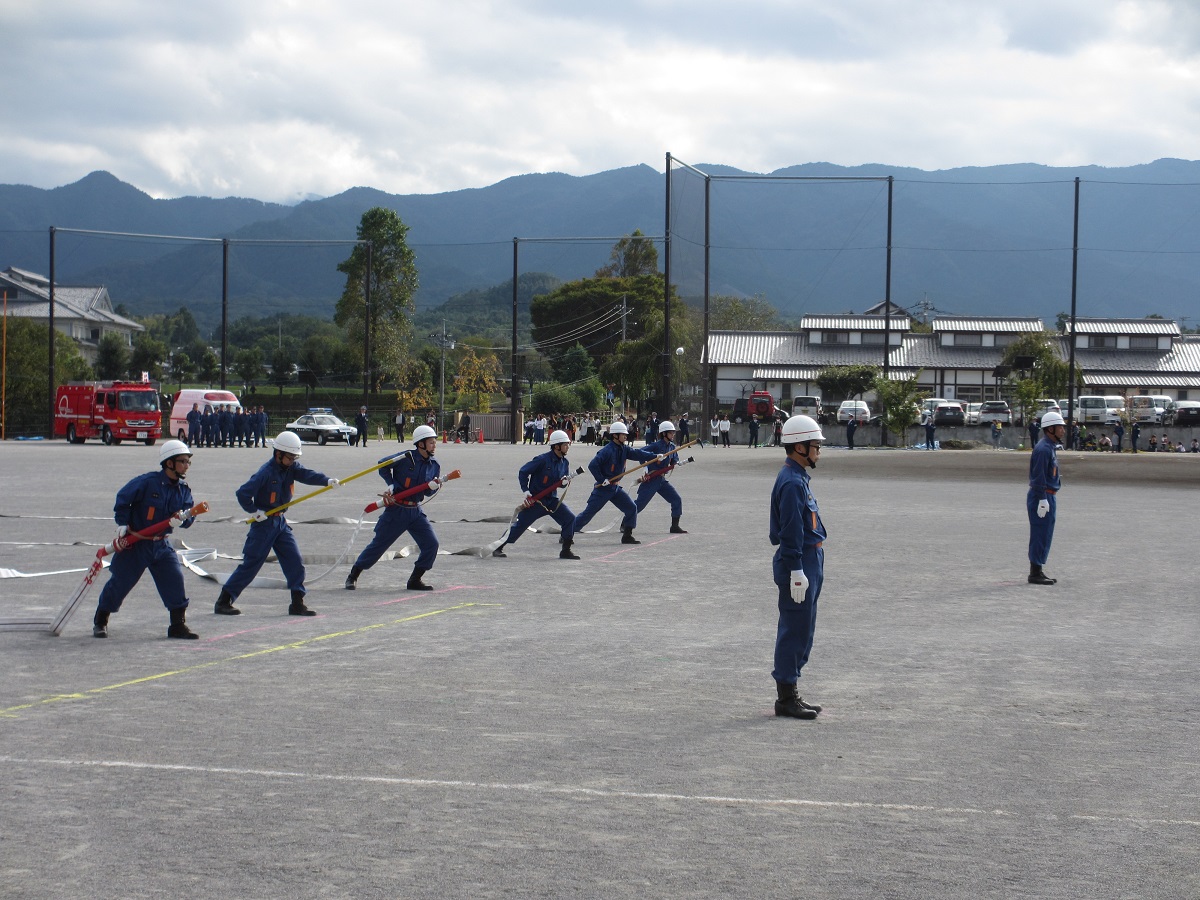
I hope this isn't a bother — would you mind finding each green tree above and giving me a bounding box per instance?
[872,371,924,446]
[452,347,501,412]
[1,319,90,436]
[197,348,221,384]
[816,365,879,403]
[336,207,419,392]
[233,347,264,385]
[169,351,193,390]
[130,334,168,382]
[1001,332,1080,422]
[95,333,130,380]
[530,273,661,372]
[595,229,659,278]
[709,294,781,331]
[555,342,597,384]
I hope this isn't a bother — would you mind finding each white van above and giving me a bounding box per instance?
[170,389,243,440]
[1075,396,1118,424]
[791,396,821,417]
[1128,394,1174,424]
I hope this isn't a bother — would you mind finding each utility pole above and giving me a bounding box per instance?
[431,319,454,435]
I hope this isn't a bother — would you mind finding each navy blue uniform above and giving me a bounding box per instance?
[354,450,441,572]
[96,470,195,614]
[769,457,827,685]
[504,450,577,547]
[635,438,683,519]
[573,440,657,532]
[202,407,216,447]
[1027,434,1061,566]
[186,408,202,446]
[223,456,331,599]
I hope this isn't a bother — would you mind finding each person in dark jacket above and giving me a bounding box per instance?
[573,421,658,544]
[214,431,339,617]
[492,429,580,560]
[344,425,443,591]
[635,420,687,534]
[92,440,200,640]
[355,406,369,447]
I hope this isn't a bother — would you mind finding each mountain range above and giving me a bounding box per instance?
[2,159,1199,333]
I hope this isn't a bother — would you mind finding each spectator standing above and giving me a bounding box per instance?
[709,414,720,448]
[748,414,760,448]
[1131,421,1141,453]
[719,414,731,448]
[186,403,202,447]
[1113,421,1124,452]
[395,408,406,441]
[355,406,369,447]
[991,419,1003,449]
[678,413,691,445]
[924,417,936,450]
[846,416,858,450]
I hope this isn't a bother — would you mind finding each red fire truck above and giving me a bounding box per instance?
[54,381,163,445]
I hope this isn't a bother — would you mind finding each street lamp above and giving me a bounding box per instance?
[430,319,455,434]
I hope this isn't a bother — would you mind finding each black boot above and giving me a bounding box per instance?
[167,607,199,639]
[670,517,688,534]
[775,681,818,719]
[93,609,109,639]
[1028,564,1057,585]
[559,541,580,560]
[492,544,507,558]
[214,589,241,615]
[407,567,433,591]
[344,565,363,590]
[621,527,640,545]
[288,589,317,616]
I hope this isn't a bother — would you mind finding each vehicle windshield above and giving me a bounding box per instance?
[118,391,159,412]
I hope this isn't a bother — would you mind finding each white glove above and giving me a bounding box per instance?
[656,454,668,462]
[327,478,341,488]
[116,525,129,539]
[251,511,269,523]
[560,476,571,487]
[1036,499,1050,518]
[427,478,441,492]
[522,490,535,509]
[790,569,809,603]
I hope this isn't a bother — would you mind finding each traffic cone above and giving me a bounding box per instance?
[476,429,484,444]
[454,434,461,443]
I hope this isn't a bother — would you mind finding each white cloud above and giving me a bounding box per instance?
[1,0,1197,201]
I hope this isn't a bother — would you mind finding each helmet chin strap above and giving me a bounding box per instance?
[796,442,817,468]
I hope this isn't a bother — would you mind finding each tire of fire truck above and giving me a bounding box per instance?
[102,426,113,445]
[67,424,83,444]
[144,437,156,446]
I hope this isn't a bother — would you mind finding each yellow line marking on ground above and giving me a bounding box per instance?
[0,602,498,719]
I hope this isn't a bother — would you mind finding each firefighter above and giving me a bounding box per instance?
[572,421,659,544]
[344,424,442,591]
[634,420,687,534]
[769,415,828,719]
[214,431,339,616]
[492,430,581,560]
[92,440,200,640]
[1027,410,1065,585]
[185,402,202,447]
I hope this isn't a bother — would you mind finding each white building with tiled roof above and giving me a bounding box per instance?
[704,315,1200,408]
[0,267,143,365]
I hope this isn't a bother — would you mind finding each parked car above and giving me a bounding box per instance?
[932,402,965,426]
[965,403,982,425]
[978,400,1011,424]
[1169,400,1200,426]
[920,397,948,424]
[791,395,821,417]
[285,411,358,445]
[1129,394,1175,424]
[837,400,871,424]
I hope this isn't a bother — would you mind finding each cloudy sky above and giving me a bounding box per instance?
[4,0,1198,203]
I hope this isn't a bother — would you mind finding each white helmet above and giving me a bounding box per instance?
[781,415,826,444]
[608,421,629,435]
[1040,410,1066,429]
[412,424,437,443]
[658,421,676,433]
[549,429,570,446]
[273,431,303,456]
[159,439,192,465]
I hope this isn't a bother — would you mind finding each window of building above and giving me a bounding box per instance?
[860,332,885,344]
[822,331,850,344]
[1128,336,1159,350]
[994,333,1017,347]
[954,333,982,346]
[1090,335,1116,349]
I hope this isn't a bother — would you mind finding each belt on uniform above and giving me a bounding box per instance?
[396,500,419,507]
